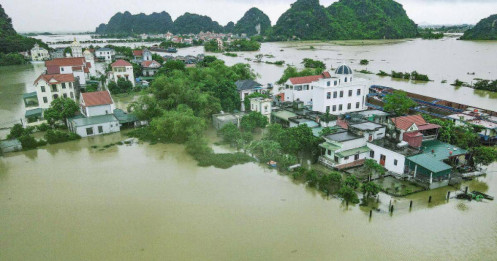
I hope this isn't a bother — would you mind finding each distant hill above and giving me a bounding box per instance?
[224,22,235,34]
[327,0,418,39]
[95,11,173,35]
[273,0,339,40]
[172,13,223,34]
[0,4,48,53]
[460,14,497,40]
[273,0,417,40]
[233,7,271,36]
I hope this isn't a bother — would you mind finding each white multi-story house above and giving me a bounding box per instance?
[45,57,92,85]
[34,73,77,109]
[31,43,50,61]
[110,60,135,87]
[95,48,115,62]
[281,65,368,115]
[235,80,263,111]
[68,91,120,137]
[71,38,83,58]
[83,50,96,76]
[318,130,371,170]
[312,65,368,114]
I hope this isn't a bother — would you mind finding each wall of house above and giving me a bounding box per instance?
[336,138,366,152]
[85,104,115,117]
[112,66,135,87]
[336,151,369,166]
[75,121,120,138]
[36,80,77,109]
[282,83,314,105]
[366,142,406,174]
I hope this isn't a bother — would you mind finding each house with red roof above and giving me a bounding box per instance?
[45,57,92,85]
[110,59,135,87]
[388,114,441,148]
[80,90,115,117]
[33,73,76,109]
[141,60,161,76]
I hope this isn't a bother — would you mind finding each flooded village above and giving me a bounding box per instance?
[1,1,497,260]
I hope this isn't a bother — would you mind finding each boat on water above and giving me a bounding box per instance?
[166,47,177,53]
[472,191,494,200]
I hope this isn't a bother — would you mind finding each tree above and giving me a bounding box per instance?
[127,95,162,121]
[305,170,319,188]
[150,105,206,144]
[318,171,342,194]
[108,77,133,94]
[360,59,369,65]
[361,182,382,199]
[383,90,417,116]
[249,139,282,163]
[364,159,385,179]
[338,185,359,204]
[241,111,268,132]
[44,98,79,126]
[302,58,325,70]
[344,175,360,189]
[162,60,185,75]
[471,146,497,166]
[219,123,242,146]
[7,124,26,139]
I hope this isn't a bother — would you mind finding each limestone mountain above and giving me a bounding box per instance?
[234,7,271,36]
[95,11,173,35]
[172,13,223,34]
[460,14,497,40]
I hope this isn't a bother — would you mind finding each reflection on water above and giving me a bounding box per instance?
[0,133,496,260]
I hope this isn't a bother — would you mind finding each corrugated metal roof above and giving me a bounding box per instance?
[272,110,297,121]
[25,108,43,118]
[23,92,37,99]
[407,154,452,173]
[336,146,371,158]
[113,109,138,124]
[319,142,341,151]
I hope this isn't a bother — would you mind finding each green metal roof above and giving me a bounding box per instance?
[25,108,43,118]
[113,109,138,124]
[336,146,371,158]
[272,110,297,121]
[319,142,341,152]
[407,154,452,173]
[418,140,468,161]
[0,139,21,149]
[70,114,118,127]
[22,92,37,99]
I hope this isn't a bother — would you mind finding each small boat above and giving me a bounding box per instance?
[166,47,177,53]
[267,161,277,168]
[472,191,494,200]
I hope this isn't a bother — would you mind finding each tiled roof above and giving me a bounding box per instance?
[235,80,262,91]
[45,57,85,67]
[81,91,113,107]
[111,59,132,67]
[133,50,143,56]
[288,72,332,85]
[390,115,427,131]
[34,73,75,85]
[141,60,161,68]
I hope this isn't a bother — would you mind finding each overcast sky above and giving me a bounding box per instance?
[3,0,497,32]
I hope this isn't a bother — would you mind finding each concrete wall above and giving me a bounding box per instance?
[366,142,406,174]
[85,104,115,117]
[75,120,120,138]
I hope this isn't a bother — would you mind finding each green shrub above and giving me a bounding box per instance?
[44,129,81,144]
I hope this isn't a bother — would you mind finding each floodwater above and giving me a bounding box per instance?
[0,134,496,260]
[1,36,497,260]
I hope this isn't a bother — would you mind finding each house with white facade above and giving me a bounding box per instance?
[95,48,115,62]
[45,57,93,85]
[250,97,272,123]
[141,60,161,76]
[70,38,83,58]
[281,65,368,114]
[318,130,371,170]
[235,80,263,111]
[83,50,96,76]
[34,73,77,109]
[31,43,50,61]
[68,91,120,137]
[110,60,135,87]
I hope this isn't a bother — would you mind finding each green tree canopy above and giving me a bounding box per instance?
[43,98,79,126]
[383,90,417,116]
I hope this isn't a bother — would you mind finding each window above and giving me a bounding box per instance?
[326,106,330,113]
[327,150,331,156]
[339,91,343,98]
[43,97,48,103]
[334,81,337,86]
[98,126,104,133]
[370,151,375,158]
[62,83,66,89]
[69,82,73,88]
[333,91,337,98]
[327,92,331,99]
[52,94,58,99]
[394,159,398,166]
[348,90,352,97]
[105,110,109,114]
[63,93,67,98]
[357,89,361,96]
[41,86,46,93]
[86,127,94,135]
[70,92,74,98]
[61,67,64,72]
[350,77,353,82]
[51,84,57,92]
[347,103,351,110]
[334,156,339,163]
[354,154,359,160]
[344,156,349,160]
[356,102,360,109]
[327,81,330,87]
[332,105,336,112]
[344,77,348,83]
[339,104,343,111]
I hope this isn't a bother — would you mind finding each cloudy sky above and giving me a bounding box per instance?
[3,0,497,32]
